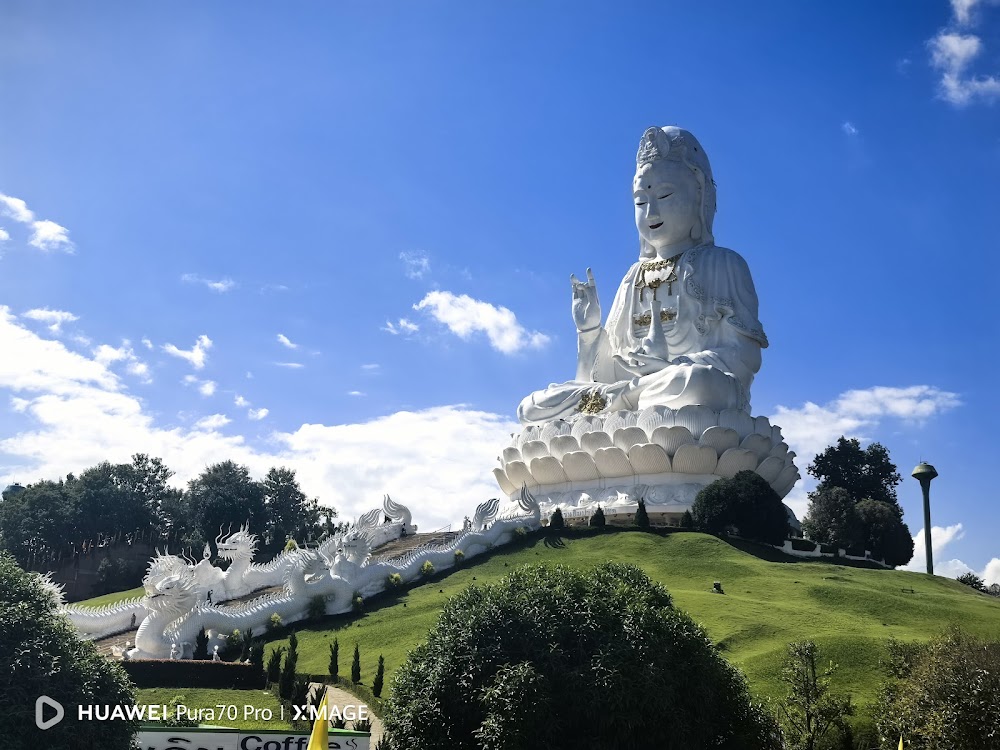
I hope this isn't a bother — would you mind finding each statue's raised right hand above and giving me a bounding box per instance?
[571,267,602,333]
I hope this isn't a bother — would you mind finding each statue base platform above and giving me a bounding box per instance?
[493,405,800,518]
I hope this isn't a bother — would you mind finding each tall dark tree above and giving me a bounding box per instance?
[186,462,266,555]
[692,471,789,545]
[855,498,914,566]
[373,654,385,698]
[351,643,362,684]
[0,480,77,565]
[808,437,902,507]
[261,467,322,554]
[801,487,862,550]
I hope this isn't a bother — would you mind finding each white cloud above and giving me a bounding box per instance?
[194,414,230,431]
[927,0,1000,107]
[276,333,299,350]
[22,308,79,334]
[141,338,153,350]
[901,523,1000,585]
[235,395,250,408]
[400,251,430,280]
[181,274,237,293]
[347,391,365,397]
[198,380,217,397]
[414,291,550,355]
[92,341,152,384]
[361,363,380,372]
[382,318,420,335]
[126,361,151,382]
[248,407,269,421]
[0,308,518,530]
[0,195,34,223]
[0,228,9,242]
[29,220,74,253]
[274,362,305,369]
[841,121,859,136]
[162,334,213,370]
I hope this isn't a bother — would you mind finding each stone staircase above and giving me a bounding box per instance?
[371,531,461,562]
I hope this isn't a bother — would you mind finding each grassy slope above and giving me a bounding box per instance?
[77,585,144,607]
[262,530,1000,708]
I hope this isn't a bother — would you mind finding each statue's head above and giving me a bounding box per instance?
[633,126,716,256]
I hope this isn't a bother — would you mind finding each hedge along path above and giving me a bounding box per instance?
[259,530,1000,709]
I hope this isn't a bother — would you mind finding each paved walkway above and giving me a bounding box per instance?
[309,682,384,745]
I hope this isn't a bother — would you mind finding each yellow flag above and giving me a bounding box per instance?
[307,687,329,750]
[898,736,904,750]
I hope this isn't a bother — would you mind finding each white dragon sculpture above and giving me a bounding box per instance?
[121,489,540,659]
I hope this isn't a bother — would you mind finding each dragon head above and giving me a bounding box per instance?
[215,523,257,562]
[143,552,198,614]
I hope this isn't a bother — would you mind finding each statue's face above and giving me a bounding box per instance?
[633,159,700,251]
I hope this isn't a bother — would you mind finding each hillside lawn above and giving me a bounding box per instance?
[79,585,144,607]
[259,529,1000,710]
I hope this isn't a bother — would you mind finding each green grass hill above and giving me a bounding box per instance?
[262,530,1000,709]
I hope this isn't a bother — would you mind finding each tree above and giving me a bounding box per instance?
[634,499,650,529]
[692,471,788,545]
[956,571,987,592]
[373,654,385,698]
[261,467,323,554]
[776,641,854,750]
[801,487,862,550]
[874,628,1000,749]
[352,643,362,684]
[265,646,285,684]
[0,479,78,565]
[855,498,913,566]
[329,638,339,681]
[279,632,298,699]
[808,437,902,508]
[383,563,782,749]
[186,461,266,555]
[589,506,606,527]
[548,508,565,530]
[0,552,137,748]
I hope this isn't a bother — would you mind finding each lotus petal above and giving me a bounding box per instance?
[493,468,517,496]
[571,415,604,442]
[716,448,759,478]
[628,443,671,474]
[516,425,540,451]
[549,435,581,461]
[603,409,637,435]
[637,405,675,435]
[614,426,648,452]
[540,419,572,445]
[593,447,633,478]
[755,455,785,484]
[672,443,718,474]
[530,456,569,485]
[675,405,718,439]
[562,451,600,482]
[700,426,739,454]
[771,424,784,444]
[502,447,522,465]
[739,433,773,461]
[521,440,550,463]
[581,431,614,455]
[651,425,695,456]
[505,460,538,489]
[772,465,800,498]
[768,442,789,459]
[719,409,754,437]
[754,416,772,437]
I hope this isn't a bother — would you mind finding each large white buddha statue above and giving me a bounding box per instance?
[518,126,767,425]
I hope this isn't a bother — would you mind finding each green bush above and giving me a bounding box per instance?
[307,595,326,619]
[692,471,788,545]
[634,500,650,529]
[226,628,242,653]
[194,627,209,660]
[284,538,299,552]
[680,509,695,529]
[267,612,283,631]
[514,526,527,538]
[790,538,817,552]
[420,560,435,577]
[265,646,285,684]
[453,549,465,564]
[549,507,565,530]
[382,563,782,749]
[589,506,606,527]
[353,594,365,611]
[387,572,403,588]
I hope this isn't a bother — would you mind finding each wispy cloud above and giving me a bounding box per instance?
[162,334,213,370]
[400,250,430,280]
[841,121,859,136]
[0,194,74,253]
[181,273,237,293]
[347,391,366,397]
[276,333,299,350]
[234,395,250,408]
[927,0,1000,105]
[274,362,305,369]
[182,374,216,396]
[414,291,550,355]
[93,341,152,384]
[194,414,230,431]
[0,228,9,243]
[361,363,380,372]
[248,407,269,421]
[22,308,79,334]
[382,318,419,336]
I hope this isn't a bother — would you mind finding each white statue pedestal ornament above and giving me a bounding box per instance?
[498,126,799,523]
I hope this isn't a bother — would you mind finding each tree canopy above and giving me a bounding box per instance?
[691,470,789,546]
[807,437,901,507]
[0,552,137,748]
[383,563,781,749]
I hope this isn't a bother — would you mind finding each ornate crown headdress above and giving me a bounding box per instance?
[636,126,672,166]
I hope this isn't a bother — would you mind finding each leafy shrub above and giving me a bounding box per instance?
[819,544,838,555]
[680,509,695,529]
[692,471,788,545]
[549,508,565,530]
[453,549,465,564]
[353,594,364,612]
[194,627,209,660]
[284,538,299,552]
[307,595,326,619]
[589,506,606,528]
[387,572,403,588]
[514,526,527,538]
[382,563,782,749]
[634,499,650,529]
[226,629,242,652]
[267,612,283,631]
[265,646,285,684]
[421,560,435,577]
[790,538,817,552]
[248,640,264,670]
[354,717,373,732]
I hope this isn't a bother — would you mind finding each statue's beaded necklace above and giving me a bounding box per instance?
[633,252,682,328]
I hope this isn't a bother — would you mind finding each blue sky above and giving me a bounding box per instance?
[1,1,998,578]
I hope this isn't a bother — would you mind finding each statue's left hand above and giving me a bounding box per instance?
[571,268,602,332]
[613,351,667,377]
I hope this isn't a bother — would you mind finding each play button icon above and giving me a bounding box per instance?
[35,695,64,730]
